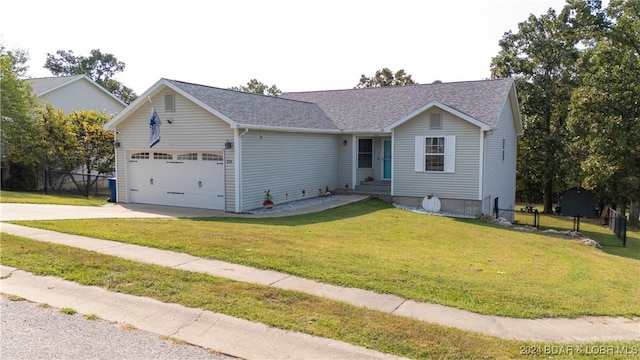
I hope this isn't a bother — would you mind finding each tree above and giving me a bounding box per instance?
[37,105,78,194]
[66,110,115,197]
[567,0,640,226]
[491,8,580,213]
[356,68,416,88]
[0,45,40,189]
[44,49,137,104]
[230,79,281,96]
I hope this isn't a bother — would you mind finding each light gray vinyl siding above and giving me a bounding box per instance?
[337,135,352,190]
[40,78,125,115]
[114,91,234,210]
[240,130,338,210]
[393,109,481,200]
[482,97,518,219]
[224,147,236,212]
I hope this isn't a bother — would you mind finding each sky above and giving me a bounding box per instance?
[1,0,572,95]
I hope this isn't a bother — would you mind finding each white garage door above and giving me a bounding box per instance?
[127,151,225,210]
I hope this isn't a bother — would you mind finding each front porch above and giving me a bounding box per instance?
[336,180,391,203]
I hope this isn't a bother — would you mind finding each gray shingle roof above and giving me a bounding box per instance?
[165,80,338,130]
[161,78,514,132]
[281,78,514,131]
[28,75,84,96]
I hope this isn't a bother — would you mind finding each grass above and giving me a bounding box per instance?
[11,200,640,319]
[60,307,77,315]
[2,233,637,360]
[0,190,108,206]
[514,208,640,260]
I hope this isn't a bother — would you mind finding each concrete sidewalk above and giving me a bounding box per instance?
[2,223,638,344]
[0,265,403,360]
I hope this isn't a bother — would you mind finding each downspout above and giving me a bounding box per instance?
[234,128,248,212]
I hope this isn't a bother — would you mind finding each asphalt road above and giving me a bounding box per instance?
[0,295,236,360]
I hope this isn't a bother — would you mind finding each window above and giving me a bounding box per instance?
[202,153,223,161]
[425,137,445,171]
[358,138,373,168]
[430,113,442,130]
[131,152,149,159]
[414,136,456,173]
[154,152,172,160]
[177,153,197,160]
[164,93,175,112]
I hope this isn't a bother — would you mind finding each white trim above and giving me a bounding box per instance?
[478,130,485,200]
[351,134,357,188]
[234,124,342,134]
[443,135,456,173]
[104,79,238,130]
[235,128,242,213]
[384,101,491,132]
[390,131,395,196]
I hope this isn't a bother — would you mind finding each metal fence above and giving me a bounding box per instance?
[498,206,627,246]
[605,207,627,247]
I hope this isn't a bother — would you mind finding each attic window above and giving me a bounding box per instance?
[430,114,442,130]
[164,93,175,112]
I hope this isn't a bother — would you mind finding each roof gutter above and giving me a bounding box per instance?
[233,124,342,134]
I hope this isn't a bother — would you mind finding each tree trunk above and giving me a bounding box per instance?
[629,200,639,228]
[544,179,554,214]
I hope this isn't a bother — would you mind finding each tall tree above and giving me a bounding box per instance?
[230,79,281,96]
[44,49,137,104]
[0,45,40,189]
[491,8,580,213]
[356,68,416,88]
[567,0,640,226]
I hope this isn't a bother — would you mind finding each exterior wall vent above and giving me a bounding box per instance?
[430,113,442,130]
[164,93,175,112]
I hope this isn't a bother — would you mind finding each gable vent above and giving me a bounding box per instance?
[164,93,175,112]
[430,113,442,130]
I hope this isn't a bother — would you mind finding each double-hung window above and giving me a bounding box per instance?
[358,138,373,168]
[414,135,456,173]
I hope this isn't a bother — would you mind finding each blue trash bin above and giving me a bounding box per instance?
[108,177,117,203]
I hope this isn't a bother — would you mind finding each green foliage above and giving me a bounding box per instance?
[59,307,77,315]
[566,0,640,225]
[44,49,137,104]
[230,79,281,96]
[356,67,416,88]
[491,8,580,213]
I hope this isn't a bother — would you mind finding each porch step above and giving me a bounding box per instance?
[356,180,391,193]
[332,180,392,203]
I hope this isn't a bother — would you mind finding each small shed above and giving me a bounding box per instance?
[560,187,596,217]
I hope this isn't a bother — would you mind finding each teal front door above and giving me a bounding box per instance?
[383,139,392,179]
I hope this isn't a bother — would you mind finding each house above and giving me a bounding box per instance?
[104,78,522,220]
[29,75,127,190]
[29,75,126,115]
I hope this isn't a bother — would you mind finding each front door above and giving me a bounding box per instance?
[383,139,392,179]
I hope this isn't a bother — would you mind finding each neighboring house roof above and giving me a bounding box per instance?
[106,77,521,134]
[281,78,517,132]
[29,75,127,108]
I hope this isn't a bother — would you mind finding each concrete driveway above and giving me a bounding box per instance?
[0,203,227,221]
[0,195,369,221]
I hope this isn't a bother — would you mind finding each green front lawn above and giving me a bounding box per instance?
[12,200,640,319]
[3,234,638,360]
[0,190,108,206]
